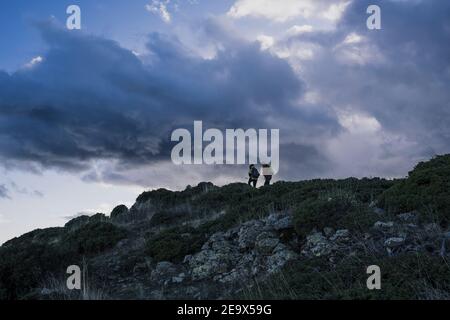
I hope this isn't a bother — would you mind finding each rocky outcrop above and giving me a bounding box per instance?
[186,213,297,284]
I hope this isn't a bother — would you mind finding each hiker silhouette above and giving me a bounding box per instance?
[262,164,273,186]
[248,164,260,188]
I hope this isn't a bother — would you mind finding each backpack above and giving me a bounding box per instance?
[251,167,260,178]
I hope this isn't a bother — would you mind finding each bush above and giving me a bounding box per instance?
[110,205,129,220]
[62,222,126,255]
[0,228,72,300]
[379,154,450,227]
[145,227,205,263]
[240,253,450,300]
[293,193,377,238]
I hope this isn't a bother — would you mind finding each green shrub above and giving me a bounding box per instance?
[145,227,205,263]
[240,253,450,300]
[64,215,90,230]
[110,205,129,220]
[379,154,450,226]
[293,194,377,238]
[88,213,109,223]
[62,222,126,255]
[0,228,72,300]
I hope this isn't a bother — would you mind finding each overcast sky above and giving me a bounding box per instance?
[1,0,449,244]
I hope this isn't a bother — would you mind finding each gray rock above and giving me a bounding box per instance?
[397,212,418,223]
[373,207,386,215]
[265,213,293,230]
[151,261,179,284]
[323,227,334,237]
[189,249,234,281]
[183,254,193,264]
[330,229,350,241]
[266,248,298,273]
[237,220,264,250]
[255,237,280,255]
[171,273,186,284]
[374,221,394,230]
[384,237,405,248]
[254,231,279,254]
[303,232,333,257]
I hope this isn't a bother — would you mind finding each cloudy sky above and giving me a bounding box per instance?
[0,0,449,244]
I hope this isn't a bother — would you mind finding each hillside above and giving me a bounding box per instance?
[1,155,450,300]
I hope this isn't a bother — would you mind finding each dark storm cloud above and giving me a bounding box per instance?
[0,20,338,176]
[278,143,331,180]
[289,0,450,160]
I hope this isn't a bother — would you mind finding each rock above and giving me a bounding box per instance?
[255,237,280,255]
[373,207,386,215]
[384,237,405,248]
[155,261,176,273]
[189,249,234,281]
[183,255,193,264]
[265,213,293,230]
[266,248,298,273]
[323,227,334,237]
[40,288,54,296]
[303,232,333,257]
[151,261,179,285]
[330,229,350,241]
[237,220,264,250]
[171,273,186,284]
[397,212,418,223]
[374,221,394,230]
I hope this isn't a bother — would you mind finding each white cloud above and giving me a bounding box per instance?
[146,0,171,23]
[334,33,385,66]
[257,34,275,50]
[228,0,352,23]
[343,32,363,45]
[273,41,320,63]
[286,25,314,36]
[228,0,315,22]
[338,112,381,134]
[23,56,43,69]
[322,1,351,22]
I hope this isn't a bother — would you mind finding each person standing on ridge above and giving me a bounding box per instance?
[248,164,260,188]
[262,163,273,186]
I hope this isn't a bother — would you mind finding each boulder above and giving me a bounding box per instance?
[372,207,386,216]
[266,244,298,273]
[237,220,264,250]
[323,227,334,237]
[303,232,333,257]
[189,249,235,281]
[171,273,186,284]
[384,237,405,248]
[151,261,179,285]
[330,229,350,241]
[397,212,418,223]
[374,221,395,230]
[265,213,293,230]
[255,234,280,255]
